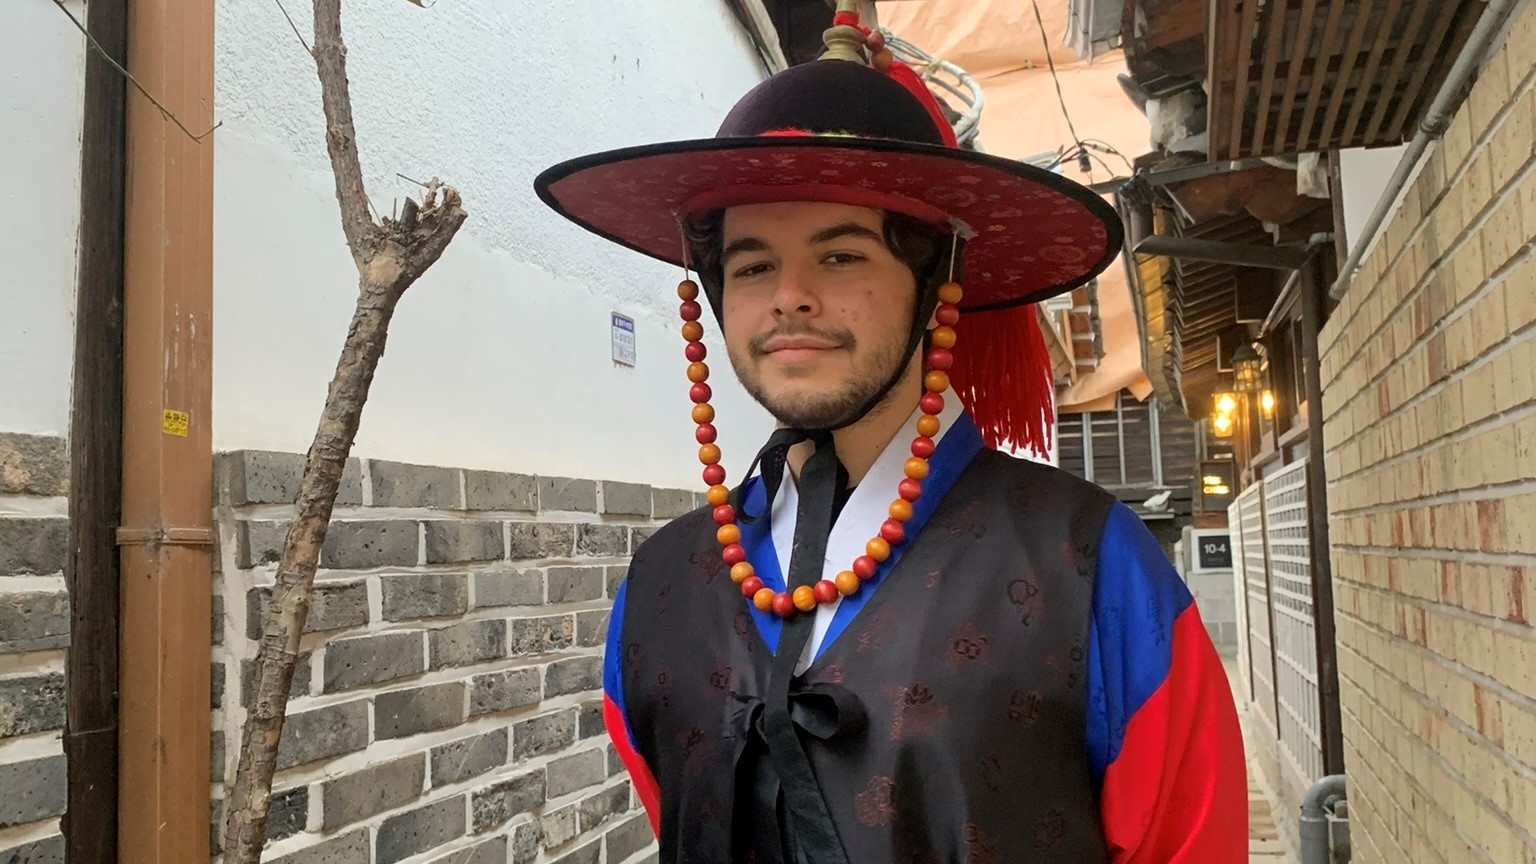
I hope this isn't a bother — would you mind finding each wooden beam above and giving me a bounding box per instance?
[1226,0,1263,160]
[1384,0,1465,142]
[1300,257,1345,777]
[1364,0,1429,143]
[117,0,215,857]
[1251,0,1292,156]
[1320,0,1381,159]
[1295,0,1349,152]
[1340,0,1405,147]
[1136,236,1312,270]
[1272,0,1321,154]
[64,0,128,859]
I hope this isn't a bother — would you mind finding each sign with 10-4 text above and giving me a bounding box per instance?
[1191,530,1233,572]
[611,313,636,367]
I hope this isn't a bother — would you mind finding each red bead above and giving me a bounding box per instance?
[772,592,796,618]
[741,576,764,597]
[685,341,707,362]
[696,423,718,444]
[898,478,923,501]
[813,580,840,604]
[713,505,736,525]
[926,347,954,371]
[867,29,886,51]
[703,464,726,486]
[920,392,945,415]
[935,303,960,326]
[722,543,746,565]
[853,555,878,580]
[680,300,703,321]
[881,519,906,544]
[690,382,712,404]
[911,436,936,458]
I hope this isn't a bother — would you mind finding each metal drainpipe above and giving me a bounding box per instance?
[1329,0,1527,301]
[1300,774,1348,864]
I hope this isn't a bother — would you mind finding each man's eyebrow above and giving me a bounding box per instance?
[809,221,885,246]
[723,235,769,261]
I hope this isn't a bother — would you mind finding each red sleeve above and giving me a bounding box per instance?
[1100,604,1248,862]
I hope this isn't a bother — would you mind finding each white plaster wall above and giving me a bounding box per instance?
[213,0,776,488]
[1337,143,1412,257]
[0,0,85,436]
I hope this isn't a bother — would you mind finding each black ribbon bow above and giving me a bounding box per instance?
[728,427,856,864]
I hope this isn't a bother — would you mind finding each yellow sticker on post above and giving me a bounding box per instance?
[162,409,190,437]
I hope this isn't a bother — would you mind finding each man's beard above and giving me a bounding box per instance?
[728,319,916,431]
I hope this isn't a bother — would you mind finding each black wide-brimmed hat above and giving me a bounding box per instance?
[536,59,1121,311]
[534,12,1123,451]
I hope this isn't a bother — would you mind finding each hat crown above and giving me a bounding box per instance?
[715,62,947,148]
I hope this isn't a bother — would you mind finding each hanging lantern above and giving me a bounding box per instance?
[1213,391,1238,416]
[1232,343,1263,393]
[1212,412,1234,438]
[1261,389,1277,419]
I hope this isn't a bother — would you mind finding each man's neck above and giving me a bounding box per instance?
[785,375,923,489]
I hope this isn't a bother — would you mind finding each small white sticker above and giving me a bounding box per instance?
[611,313,636,367]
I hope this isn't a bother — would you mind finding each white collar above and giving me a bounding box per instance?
[768,395,966,673]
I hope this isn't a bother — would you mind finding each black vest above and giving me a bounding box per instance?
[621,449,1116,863]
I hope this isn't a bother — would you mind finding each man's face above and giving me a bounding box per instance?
[719,201,920,430]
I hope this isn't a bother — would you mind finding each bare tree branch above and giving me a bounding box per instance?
[311,0,377,264]
[221,1,468,861]
[52,0,221,141]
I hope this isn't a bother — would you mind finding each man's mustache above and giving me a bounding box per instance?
[748,322,856,356]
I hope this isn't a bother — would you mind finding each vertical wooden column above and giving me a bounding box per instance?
[1301,256,1345,776]
[117,0,215,857]
[65,0,129,859]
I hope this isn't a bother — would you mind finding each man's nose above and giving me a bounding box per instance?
[772,263,821,318]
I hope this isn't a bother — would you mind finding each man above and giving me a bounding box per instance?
[535,8,1245,862]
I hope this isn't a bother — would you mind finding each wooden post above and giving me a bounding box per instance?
[1301,255,1345,776]
[117,0,215,857]
[64,0,128,859]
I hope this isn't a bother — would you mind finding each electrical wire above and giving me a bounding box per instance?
[1030,0,1083,151]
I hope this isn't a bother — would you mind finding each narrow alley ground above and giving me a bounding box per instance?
[1223,659,1296,863]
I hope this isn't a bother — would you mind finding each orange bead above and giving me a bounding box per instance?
[707,484,731,506]
[682,321,704,342]
[687,361,710,383]
[731,562,755,584]
[904,457,930,480]
[678,279,700,301]
[931,325,957,349]
[835,570,861,596]
[753,587,776,611]
[866,537,891,562]
[924,370,950,393]
[717,523,741,546]
[699,443,722,465]
[693,403,716,424]
[916,414,941,437]
[889,498,914,522]
[793,585,818,612]
[872,48,894,70]
[938,281,963,304]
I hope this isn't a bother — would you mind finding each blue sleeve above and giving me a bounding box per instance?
[1084,501,1196,787]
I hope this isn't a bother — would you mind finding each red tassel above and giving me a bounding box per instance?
[882,61,960,148]
[947,303,1054,454]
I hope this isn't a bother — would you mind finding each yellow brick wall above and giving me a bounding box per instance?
[1319,5,1536,861]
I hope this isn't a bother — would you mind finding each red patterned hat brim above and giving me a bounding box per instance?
[535,135,1123,311]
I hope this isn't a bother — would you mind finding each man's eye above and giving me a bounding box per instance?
[732,262,772,279]
[824,252,866,266]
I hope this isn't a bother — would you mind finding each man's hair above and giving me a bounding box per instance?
[681,208,959,326]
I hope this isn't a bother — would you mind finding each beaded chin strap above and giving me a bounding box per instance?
[673,231,965,621]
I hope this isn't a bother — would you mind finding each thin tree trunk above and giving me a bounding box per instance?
[221,0,467,858]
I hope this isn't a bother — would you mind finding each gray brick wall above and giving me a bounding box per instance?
[216,452,675,864]
[0,433,69,858]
